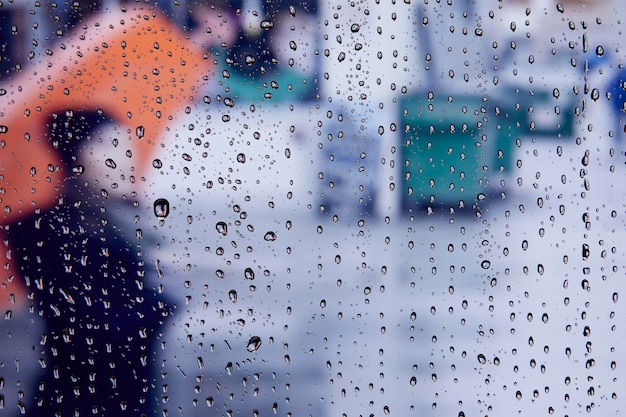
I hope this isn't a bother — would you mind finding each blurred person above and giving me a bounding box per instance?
[0,5,216,416]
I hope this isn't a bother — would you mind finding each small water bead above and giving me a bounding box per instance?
[136,125,145,138]
[244,268,255,280]
[153,198,170,219]
[263,231,277,241]
[216,222,228,236]
[246,336,262,352]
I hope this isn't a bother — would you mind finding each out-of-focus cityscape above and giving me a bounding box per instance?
[0,1,625,416]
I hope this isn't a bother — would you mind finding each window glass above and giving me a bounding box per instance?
[0,1,624,416]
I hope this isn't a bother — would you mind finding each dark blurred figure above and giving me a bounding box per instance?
[7,112,173,417]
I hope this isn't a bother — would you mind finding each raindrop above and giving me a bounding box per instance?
[338,52,346,62]
[152,159,163,169]
[228,290,238,303]
[153,198,170,219]
[477,354,487,364]
[351,23,361,33]
[105,158,117,169]
[582,243,590,260]
[481,260,491,269]
[260,20,274,30]
[591,88,600,101]
[71,165,85,175]
[289,40,297,51]
[246,336,262,353]
[216,222,228,236]
[136,125,145,138]
[244,268,255,280]
[264,231,277,241]
[237,153,246,163]
[596,45,604,56]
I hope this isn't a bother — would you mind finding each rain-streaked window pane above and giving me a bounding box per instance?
[0,1,624,416]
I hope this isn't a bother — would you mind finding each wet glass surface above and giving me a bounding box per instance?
[0,1,625,416]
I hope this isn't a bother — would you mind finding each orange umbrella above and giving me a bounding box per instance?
[0,6,210,306]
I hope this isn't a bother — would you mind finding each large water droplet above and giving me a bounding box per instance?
[260,20,274,30]
[244,268,255,280]
[246,336,262,352]
[350,23,361,33]
[216,221,228,236]
[105,158,117,169]
[136,125,145,138]
[153,198,170,219]
[263,231,277,241]
[228,290,238,303]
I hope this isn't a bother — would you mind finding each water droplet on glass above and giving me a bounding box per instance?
[153,198,170,219]
[350,23,360,33]
[237,153,246,163]
[246,336,262,352]
[263,231,277,241]
[260,20,274,30]
[481,260,491,269]
[228,290,238,303]
[216,222,228,236]
[105,158,117,169]
[71,165,85,175]
[244,268,255,280]
[477,354,487,364]
[152,159,163,169]
[136,125,145,138]
[596,45,604,56]
[591,88,600,101]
